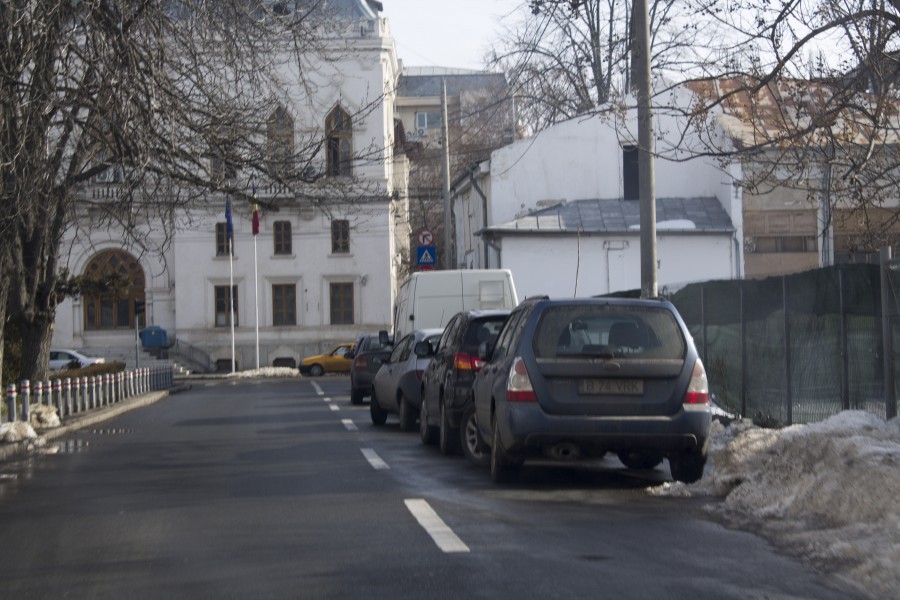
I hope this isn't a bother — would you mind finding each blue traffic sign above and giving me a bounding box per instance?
[417,246,436,265]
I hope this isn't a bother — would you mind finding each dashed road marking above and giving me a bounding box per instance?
[329,404,339,412]
[323,397,332,402]
[404,499,470,553]
[341,419,358,431]
[312,382,324,396]
[361,448,390,470]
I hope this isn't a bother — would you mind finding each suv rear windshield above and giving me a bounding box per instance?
[532,305,686,360]
[462,316,507,351]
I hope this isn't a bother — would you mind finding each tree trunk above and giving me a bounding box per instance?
[17,309,54,384]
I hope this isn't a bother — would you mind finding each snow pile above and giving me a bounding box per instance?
[0,421,38,443]
[226,367,300,379]
[652,411,900,599]
[29,404,61,429]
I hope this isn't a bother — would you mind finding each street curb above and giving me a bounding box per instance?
[0,383,193,463]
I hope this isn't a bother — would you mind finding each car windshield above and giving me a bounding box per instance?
[532,305,686,359]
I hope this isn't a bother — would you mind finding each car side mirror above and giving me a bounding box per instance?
[414,341,433,357]
[478,340,493,361]
[378,330,391,346]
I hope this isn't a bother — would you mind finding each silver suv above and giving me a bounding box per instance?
[472,296,712,483]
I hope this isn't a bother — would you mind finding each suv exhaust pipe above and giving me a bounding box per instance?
[544,441,581,461]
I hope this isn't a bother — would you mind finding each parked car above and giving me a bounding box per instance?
[349,333,393,405]
[472,296,712,484]
[299,342,355,376]
[49,349,105,370]
[418,309,511,465]
[370,328,444,430]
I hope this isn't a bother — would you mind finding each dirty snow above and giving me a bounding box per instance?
[225,367,301,379]
[0,421,38,443]
[651,411,900,599]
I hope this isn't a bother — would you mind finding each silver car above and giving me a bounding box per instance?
[49,349,105,370]
[370,328,444,431]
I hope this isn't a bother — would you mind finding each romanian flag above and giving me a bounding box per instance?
[225,196,234,241]
[252,203,260,236]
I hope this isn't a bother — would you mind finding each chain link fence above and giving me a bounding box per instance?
[665,254,898,426]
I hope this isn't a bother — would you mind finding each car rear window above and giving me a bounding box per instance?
[462,316,507,351]
[532,305,686,359]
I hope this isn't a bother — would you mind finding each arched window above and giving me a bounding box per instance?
[267,106,294,178]
[326,105,352,176]
[83,250,146,330]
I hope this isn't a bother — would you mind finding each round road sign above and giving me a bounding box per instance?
[417,228,434,246]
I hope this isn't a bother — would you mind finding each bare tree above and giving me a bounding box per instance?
[0,0,390,383]
[490,0,718,132]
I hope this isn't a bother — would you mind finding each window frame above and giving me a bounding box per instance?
[331,219,350,254]
[329,282,354,325]
[273,220,292,255]
[325,106,352,177]
[271,283,297,326]
[215,285,238,327]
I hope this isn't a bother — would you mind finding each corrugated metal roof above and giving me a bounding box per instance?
[398,72,508,97]
[485,197,734,235]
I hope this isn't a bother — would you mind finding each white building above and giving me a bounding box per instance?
[52,0,409,372]
[451,87,743,299]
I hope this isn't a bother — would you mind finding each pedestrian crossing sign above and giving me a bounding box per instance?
[417,246,436,265]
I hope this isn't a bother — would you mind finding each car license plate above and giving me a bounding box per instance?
[578,378,643,395]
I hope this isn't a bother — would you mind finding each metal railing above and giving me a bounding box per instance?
[3,367,174,426]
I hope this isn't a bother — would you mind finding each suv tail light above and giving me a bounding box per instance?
[683,359,709,406]
[454,352,485,372]
[506,356,536,402]
[354,355,367,369]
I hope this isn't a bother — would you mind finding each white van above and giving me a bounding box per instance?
[392,269,519,341]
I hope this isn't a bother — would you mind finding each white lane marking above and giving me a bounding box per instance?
[329,404,339,412]
[341,419,358,431]
[361,448,390,470]
[323,396,332,403]
[312,382,324,395]
[404,499,470,554]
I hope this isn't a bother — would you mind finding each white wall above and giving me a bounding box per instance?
[501,233,735,300]
[487,92,727,226]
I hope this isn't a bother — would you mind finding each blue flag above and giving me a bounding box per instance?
[225,196,234,241]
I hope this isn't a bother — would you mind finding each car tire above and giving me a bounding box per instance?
[370,389,387,425]
[419,396,437,445]
[398,394,416,432]
[490,416,522,483]
[350,386,364,405]
[309,364,324,377]
[669,441,708,484]
[617,450,664,471]
[439,399,460,456]
[460,404,488,468]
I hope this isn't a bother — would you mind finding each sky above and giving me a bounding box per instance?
[381,0,524,70]
[3,366,898,599]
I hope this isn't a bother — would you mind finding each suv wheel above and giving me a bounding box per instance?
[617,450,664,471]
[350,386,364,405]
[460,404,488,467]
[669,441,708,483]
[398,393,416,432]
[490,416,522,483]
[419,397,437,445]
[370,390,387,425]
[439,399,460,456]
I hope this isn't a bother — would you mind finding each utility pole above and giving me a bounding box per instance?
[441,79,452,270]
[635,0,657,298]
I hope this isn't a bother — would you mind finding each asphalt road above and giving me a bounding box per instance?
[0,377,862,599]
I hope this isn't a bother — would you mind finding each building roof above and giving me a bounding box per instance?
[685,77,900,148]
[398,71,508,97]
[484,197,735,236]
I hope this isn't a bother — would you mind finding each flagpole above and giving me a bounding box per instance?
[226,195,236,374]
[254,227,259,370]
[229,237,236,374]
[251,182,260,370]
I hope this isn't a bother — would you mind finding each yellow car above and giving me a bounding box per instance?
[299,343,356,376]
